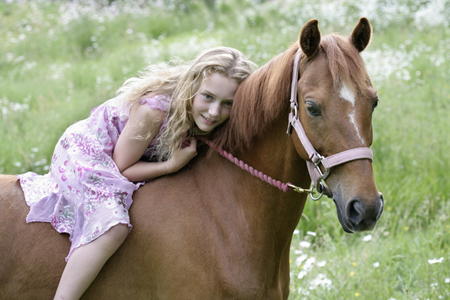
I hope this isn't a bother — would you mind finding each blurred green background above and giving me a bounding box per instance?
[1,0,449,299]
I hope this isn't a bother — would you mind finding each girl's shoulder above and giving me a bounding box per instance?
[139,94,171,113]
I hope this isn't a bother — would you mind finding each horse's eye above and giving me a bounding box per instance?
[305,102,322,117]
[372,97,379,112]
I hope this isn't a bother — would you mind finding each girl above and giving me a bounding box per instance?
[17,46,255,300]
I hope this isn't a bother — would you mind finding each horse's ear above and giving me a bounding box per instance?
[349,17,372,52]
[299,19,321,58]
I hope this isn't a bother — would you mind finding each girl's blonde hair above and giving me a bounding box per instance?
[116,46,256,161]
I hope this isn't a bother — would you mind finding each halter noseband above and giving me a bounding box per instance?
[287,49,374,200]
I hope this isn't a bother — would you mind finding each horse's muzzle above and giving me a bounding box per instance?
[335,193,384,233]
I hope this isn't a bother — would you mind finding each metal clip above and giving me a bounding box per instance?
[287,183,314,194]
[288,183,324,200]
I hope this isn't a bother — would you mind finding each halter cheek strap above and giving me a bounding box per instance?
[287,49,374,200]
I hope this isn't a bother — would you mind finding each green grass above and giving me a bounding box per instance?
[1,0,449,298]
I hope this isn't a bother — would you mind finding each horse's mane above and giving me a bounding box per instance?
[211,33,370,154]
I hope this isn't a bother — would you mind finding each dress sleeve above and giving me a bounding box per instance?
[139,94,171,112]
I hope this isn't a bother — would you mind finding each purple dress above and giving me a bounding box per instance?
[18,94,170,261]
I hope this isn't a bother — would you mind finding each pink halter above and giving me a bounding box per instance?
[287,49,374,200]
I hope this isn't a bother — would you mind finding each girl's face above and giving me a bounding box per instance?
[192,72,239,133]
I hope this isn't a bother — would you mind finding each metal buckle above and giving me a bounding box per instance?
[286,106,298,135]
[314,154,330,181]
[292,105,298,120]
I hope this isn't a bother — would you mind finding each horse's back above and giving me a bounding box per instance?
[0,175,68,299]
[84,155,280,300]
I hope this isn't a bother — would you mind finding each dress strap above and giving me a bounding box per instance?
[139,94,171,112]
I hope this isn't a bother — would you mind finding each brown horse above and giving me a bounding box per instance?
[0,18,383,299]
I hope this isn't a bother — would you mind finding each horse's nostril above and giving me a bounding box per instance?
[347,199,365,226]
[377,194,384,220]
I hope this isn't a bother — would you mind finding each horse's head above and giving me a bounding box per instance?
[291,18,383,233]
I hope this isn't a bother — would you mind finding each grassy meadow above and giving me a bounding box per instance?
[1,0,449,299]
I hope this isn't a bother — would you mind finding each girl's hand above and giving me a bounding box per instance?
[167,137,198,173]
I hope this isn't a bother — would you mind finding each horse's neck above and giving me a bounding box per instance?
[232,115,309,238]
[241,107,309,189]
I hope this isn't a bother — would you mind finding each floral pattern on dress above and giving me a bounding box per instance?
[18,95,171,261]
[51,203,76,233]
[84,224,102,244]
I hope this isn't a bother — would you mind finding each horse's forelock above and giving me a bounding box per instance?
[319,34,371,94]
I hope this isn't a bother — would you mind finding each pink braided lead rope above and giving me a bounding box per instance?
[197,137,312,194]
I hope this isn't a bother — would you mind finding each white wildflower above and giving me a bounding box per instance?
[317,261,327,267]
[362,234,372,241]
[295,254,308,266]
[299,241,311,248]
[309,273,333,290]
[303,257,316,271]
[428,257,444,264]
[297,270,308,279]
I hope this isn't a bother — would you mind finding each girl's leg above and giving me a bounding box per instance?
[54,224,129,300]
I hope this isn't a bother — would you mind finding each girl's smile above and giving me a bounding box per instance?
[201,115,218,125]
[192,72,239,132]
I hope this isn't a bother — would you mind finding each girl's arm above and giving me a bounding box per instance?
[113,103,197,182]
